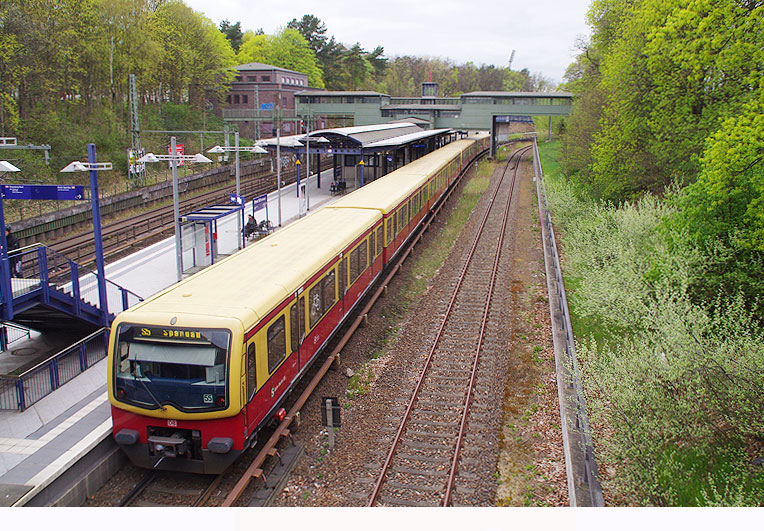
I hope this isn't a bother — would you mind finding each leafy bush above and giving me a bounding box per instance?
[542,141,764,506]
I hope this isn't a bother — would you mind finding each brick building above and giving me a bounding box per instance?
[224,62,326,139]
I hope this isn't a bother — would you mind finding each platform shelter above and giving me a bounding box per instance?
[256,122,458,192]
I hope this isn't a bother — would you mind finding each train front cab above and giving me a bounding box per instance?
[110,208,382,474]
[108,315,248,474]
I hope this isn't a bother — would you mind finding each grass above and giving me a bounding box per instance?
[345,365,373,400]
[398,168,491,307]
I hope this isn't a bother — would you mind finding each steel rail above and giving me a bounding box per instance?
[443,146,531,506]
[192,473,225,507]
[367,146,527,506]
[118,470,156,507]
[220,149,489,507]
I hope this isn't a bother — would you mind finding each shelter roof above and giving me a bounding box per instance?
[363,128,453,149]
[306,122,423,147]
[182,204,243,222]
[255,134,305,148]
[389,117,431,125]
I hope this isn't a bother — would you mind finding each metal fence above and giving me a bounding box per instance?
[532,138,604,507]
[0,321,31,350]
[0,328,109,411]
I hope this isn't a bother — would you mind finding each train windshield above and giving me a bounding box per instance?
[113,324,231,412]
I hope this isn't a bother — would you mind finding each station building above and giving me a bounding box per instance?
[225,62,328,139]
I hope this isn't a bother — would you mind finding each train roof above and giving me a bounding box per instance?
[116,207,381,331]
[327,138,476,214]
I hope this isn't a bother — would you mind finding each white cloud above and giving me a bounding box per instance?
[186,0,592,84]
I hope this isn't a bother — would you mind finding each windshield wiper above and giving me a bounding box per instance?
[136,376,167,412]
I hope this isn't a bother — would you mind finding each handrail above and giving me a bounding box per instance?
[16,327,108,377]
[532,137,604,506]
[0,327,110,411]
[43,245,143,305]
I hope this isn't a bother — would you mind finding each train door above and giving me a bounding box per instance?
[289,293,306,367]
[245,339,257,433]
[338,255,348,312]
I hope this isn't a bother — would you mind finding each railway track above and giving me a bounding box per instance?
[366,146,531,507]
[98,146,496,507]
[47,163,306,269]
[118,470,225,507]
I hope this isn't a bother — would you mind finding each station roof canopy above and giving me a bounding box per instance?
[256,134,306,148]
[305,122,426,147]
[363,128,453,149]
[256,122,455,153]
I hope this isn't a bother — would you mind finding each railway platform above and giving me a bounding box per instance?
[0,171,338,506]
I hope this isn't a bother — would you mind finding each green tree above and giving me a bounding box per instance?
[343,43,372,90]
[219,19,243,53]
[237,28,324,88]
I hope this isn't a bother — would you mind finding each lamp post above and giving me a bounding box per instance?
[138,139,212,281]
[276,124,282,226]
[305,115,310,212]
[61,147,114,325]
[208,135,267,247]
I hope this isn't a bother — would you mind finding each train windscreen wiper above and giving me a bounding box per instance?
[134,370,167,412]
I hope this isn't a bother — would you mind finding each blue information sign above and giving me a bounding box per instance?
[252,194,267,212]
[229,193,244,205]
[260,103,274,111]
[1,184,85,201]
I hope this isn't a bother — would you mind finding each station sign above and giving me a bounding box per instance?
[260,103,274,111]
[1,184,85,201]
[229,193,244,205]
[169,143,184,166]
[252,193,267,212]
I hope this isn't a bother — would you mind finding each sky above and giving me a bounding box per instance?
[184,0,594,86]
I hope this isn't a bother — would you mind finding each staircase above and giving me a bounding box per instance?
[0,244,143,332]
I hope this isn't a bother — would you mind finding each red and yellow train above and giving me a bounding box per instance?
[108,135,489,473]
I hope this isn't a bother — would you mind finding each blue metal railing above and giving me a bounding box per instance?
[0,328,109,411]
[2,244,143,322]
[0,321,31,350]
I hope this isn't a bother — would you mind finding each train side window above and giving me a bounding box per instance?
[349,246,360,283]
[299,295,306,340]
[322,270,336,311]
[247,342,257,400]
[385,218,391,245]
[290,302,299,351]
[359,240,367,272]
[376,226,383,256]
[370,231,376,260]
[402,203,408,227]
[393,212,398,236]
[309,283,322,328]
[267,315,287,373]
[338,257,347,295]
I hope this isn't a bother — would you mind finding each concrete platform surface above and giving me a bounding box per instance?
[0,171,336,506]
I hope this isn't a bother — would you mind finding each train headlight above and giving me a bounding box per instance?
[215,396,226,407]
[116,387,126,399]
